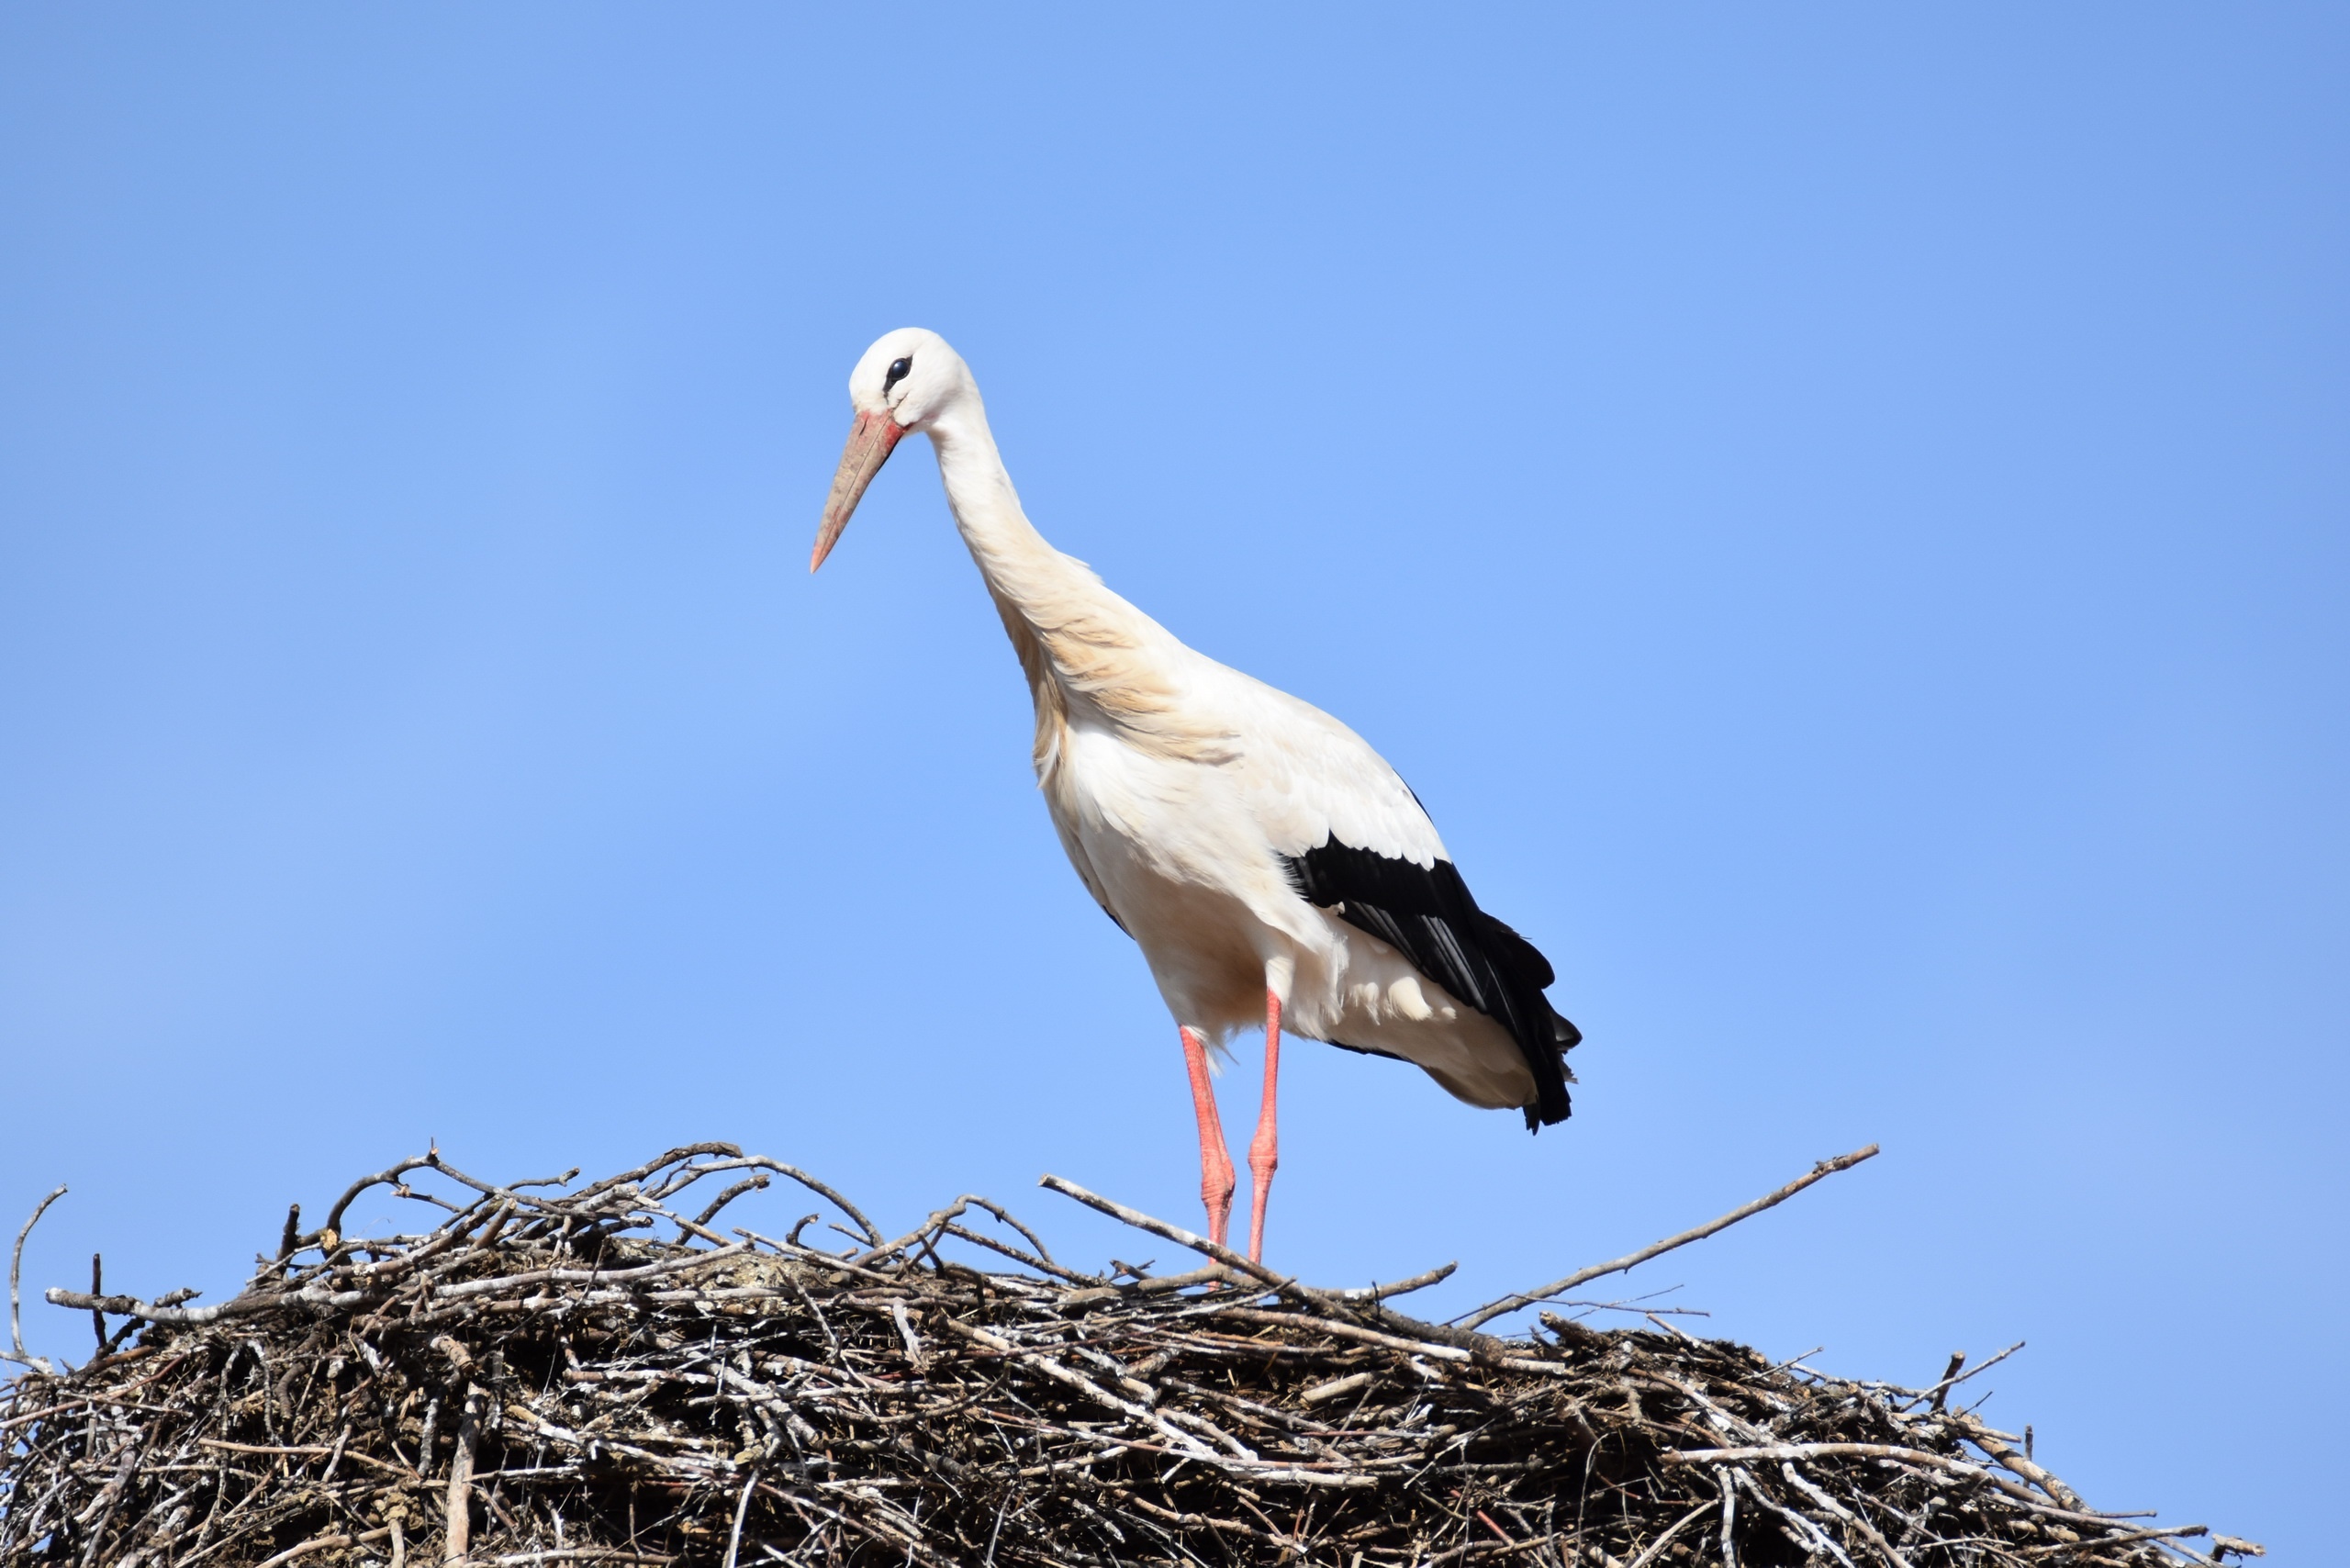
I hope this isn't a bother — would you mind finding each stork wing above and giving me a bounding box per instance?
[1220,671,1580,1127]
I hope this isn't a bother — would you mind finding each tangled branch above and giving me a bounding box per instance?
[0,1145,2260,1568]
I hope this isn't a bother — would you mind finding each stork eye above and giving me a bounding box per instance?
[884,356,913,392]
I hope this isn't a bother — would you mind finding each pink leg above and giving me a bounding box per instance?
[1246,987,1282,1264]
[1179,1026,1237,1248]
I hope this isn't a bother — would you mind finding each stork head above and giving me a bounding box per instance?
[811,327,971,572]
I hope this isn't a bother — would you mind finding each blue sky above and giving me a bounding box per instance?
[3,5,2343,1557]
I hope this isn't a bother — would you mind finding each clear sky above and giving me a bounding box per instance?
[3,5,2343,1558]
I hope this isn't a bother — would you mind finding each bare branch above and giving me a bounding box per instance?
[6,1182,67,1373]
[1460,1145,1880,1328]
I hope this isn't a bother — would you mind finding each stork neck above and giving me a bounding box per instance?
[925,404,1081,611]
[922,393,1193,753]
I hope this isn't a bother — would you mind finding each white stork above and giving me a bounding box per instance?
[811,329,1580,1262]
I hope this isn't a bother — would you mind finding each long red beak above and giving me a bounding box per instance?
[811,409,906,572]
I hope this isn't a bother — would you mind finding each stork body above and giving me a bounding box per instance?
[814,330,1580,1260]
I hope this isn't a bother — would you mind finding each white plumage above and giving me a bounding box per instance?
[812,329,1578,1260]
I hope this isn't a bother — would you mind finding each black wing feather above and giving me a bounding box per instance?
[1283,839,1579,1128]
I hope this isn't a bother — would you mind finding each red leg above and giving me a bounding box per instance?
[1246,987,1282,1264]
[1180,1026,1237,1248]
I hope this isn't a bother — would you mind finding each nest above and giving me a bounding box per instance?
[1,1143,2258,1568]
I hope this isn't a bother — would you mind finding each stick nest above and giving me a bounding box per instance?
[2,1144,2256,1568]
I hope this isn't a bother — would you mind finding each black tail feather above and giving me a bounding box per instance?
[1283,839,1575,1127]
